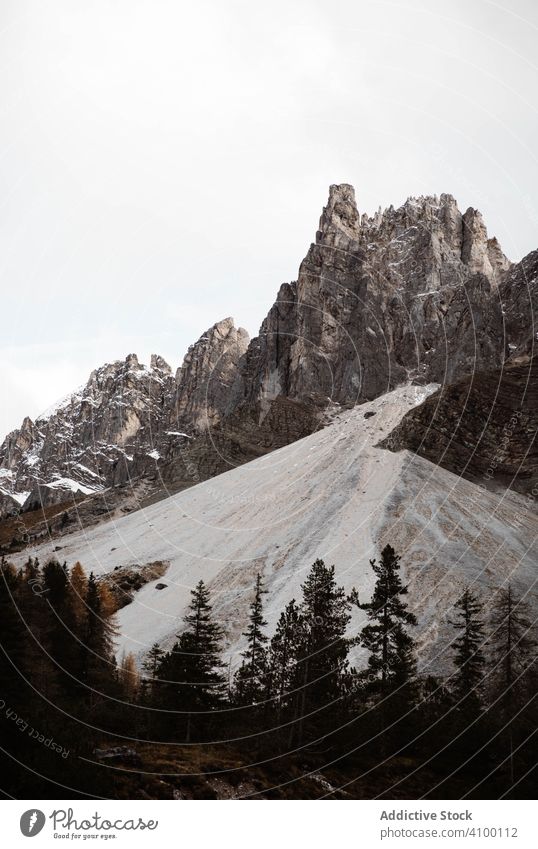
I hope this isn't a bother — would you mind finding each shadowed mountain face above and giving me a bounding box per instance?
[380,249,538,498]
[1,184,536,519]
[380,355,538,498]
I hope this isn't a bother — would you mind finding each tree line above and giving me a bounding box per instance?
[0,545,536,798]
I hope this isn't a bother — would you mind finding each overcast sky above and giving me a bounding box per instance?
[1,0,537,437]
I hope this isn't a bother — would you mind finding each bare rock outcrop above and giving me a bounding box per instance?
[170,317,249,430]
[231,185,512,414]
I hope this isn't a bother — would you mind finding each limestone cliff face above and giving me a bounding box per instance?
[500,248,538,358]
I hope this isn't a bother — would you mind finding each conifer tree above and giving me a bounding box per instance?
[42,559,80,697]
[70,561,88,626]
[234,573,269,704]
[154,580,225,740]
[0,560,27,704]
[450,586,485,710]
[118,651,140,700]
[182,580,225,701]
[268,599,303,711]
[359,544,417,697]
[488,585,535,703]
[81,572,117,704]
[143,642,164,681]
[293,560,351,741]
[487,585,536,785]
[18,557,54,699]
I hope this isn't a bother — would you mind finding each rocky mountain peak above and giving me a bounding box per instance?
[20,416,35,434]
[150,354,172,373]
[461,207,510,284]
[316,183,361,247]
[232,184,516,414]
[124,353,140,370]
[171,318,250,431]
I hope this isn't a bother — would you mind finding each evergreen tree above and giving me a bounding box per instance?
[234,573,269,704]
[118,651,140,700]
[487,585,536,786]
[17,557,56,700]
[70,561,88,626]
[359,544,417,696]
[42,559,81,698]
[450,586,485,710]
[81,573,117,705]
[293,559,351,742]
[182,579,225,703]
[488,585,536,703]
[154,580,225,740]
[0,560,27,704]
[143,642,164,682]
[268,599,303,712]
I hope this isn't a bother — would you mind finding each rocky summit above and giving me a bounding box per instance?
[1,184,536,522]
[230,184,511,413]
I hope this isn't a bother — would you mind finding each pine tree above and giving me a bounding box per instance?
[183,580,225,702]
[70,561,88,626]
[488,585,535,703]
[268,599,303,709]
[143,642,164,682]
[359,544,417,696]
[118,651,140,700]
[234,573,269,705]
[293,559,351,742]
[43,558,69,605]
[81,573,117,706]
[450,586,485,710]
[0,560,27,704]
[18,557,54,699]
[154,580,225,740]
[42,559,80,698]
[487,585,536,785]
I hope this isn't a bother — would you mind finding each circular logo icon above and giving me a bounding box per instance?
[20,810,46,837]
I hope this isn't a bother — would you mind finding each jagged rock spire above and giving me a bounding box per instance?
[316,183,361,248]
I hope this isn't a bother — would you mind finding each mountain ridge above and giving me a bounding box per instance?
[1,183,534,523]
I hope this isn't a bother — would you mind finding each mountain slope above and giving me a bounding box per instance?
[14,383,537,674]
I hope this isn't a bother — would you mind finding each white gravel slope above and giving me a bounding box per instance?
[15,384,537,672]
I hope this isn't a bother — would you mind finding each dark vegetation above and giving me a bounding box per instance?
[0,500,81,555]
[0,545,536,799]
